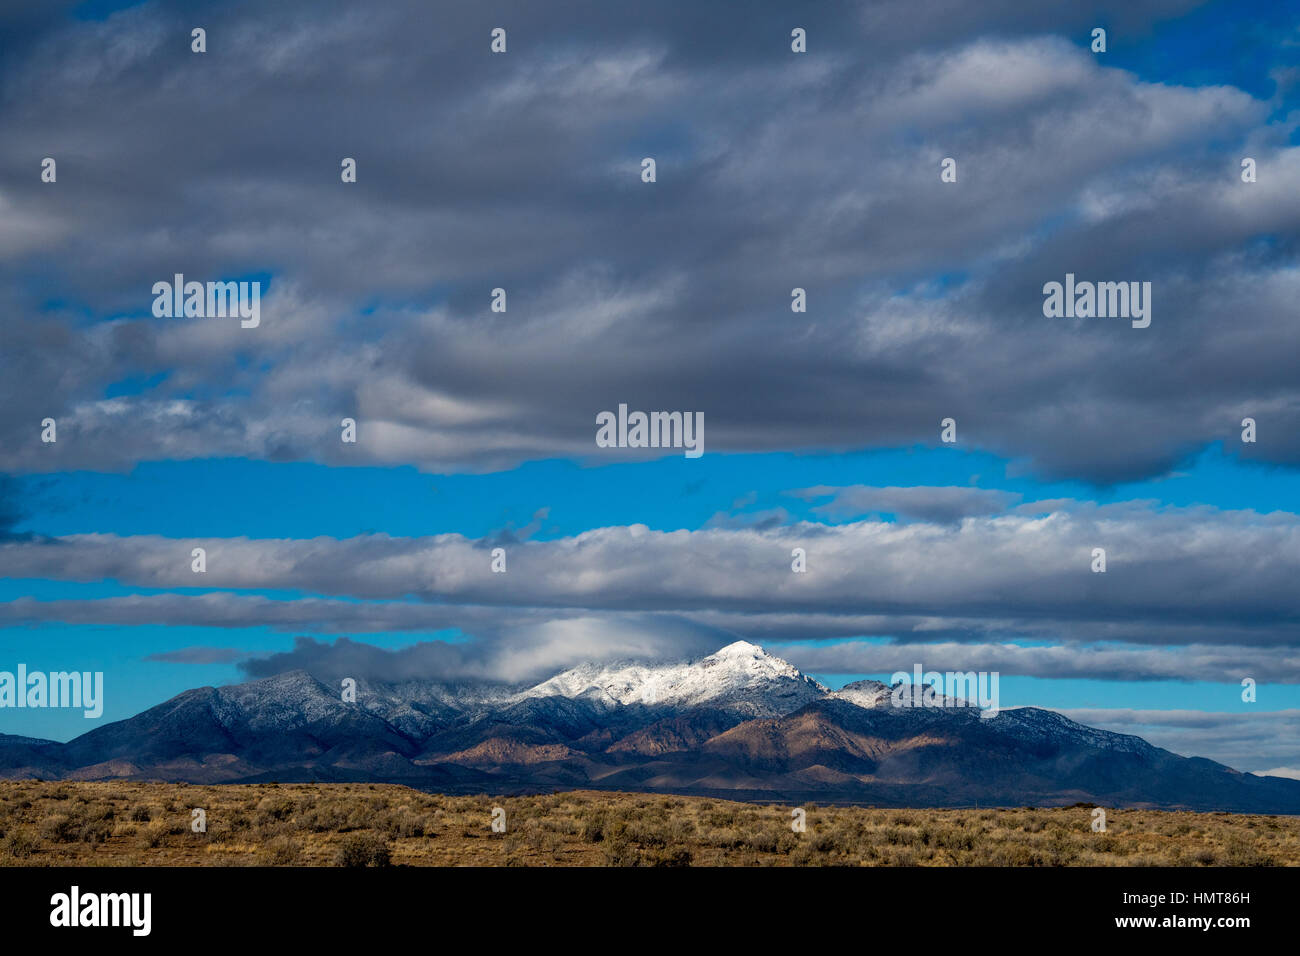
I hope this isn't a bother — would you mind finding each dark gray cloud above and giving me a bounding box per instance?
[485,506,551,547]
[236,613,725,684]
[144,645,245,664]
[793,484,1021,523]
[238,635,494,683]
[777,640,1299,684]
[0,475,29,539]
[0,1,1294,481]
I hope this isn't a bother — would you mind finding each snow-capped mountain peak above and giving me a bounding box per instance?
[705,640,765,660]
[515,640,828,717]
[699,640,805,677]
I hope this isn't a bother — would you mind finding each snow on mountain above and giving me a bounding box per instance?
[833,679,893,709]
[515,640,829,717]
[212,671,342,730]
[986,706,1156,755]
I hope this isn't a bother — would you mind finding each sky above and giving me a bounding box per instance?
[1,0,1299,777]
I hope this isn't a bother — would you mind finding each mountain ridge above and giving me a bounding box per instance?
[3,641,1297,813]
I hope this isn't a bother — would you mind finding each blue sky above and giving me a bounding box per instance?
[13,443,1300,542]
[2,0,1299,775]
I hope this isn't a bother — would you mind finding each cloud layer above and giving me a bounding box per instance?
[0,1,1297,481]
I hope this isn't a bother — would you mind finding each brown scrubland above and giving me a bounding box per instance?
[0,781,1295,866]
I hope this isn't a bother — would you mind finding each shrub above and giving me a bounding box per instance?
[808,831,838,854]
[600,836,641,866]
[384,810,424,839]
[1223,837,1272,867]
[266,835,302,865]
[936,828,976,852]
[647,846,692,867]
[1,828,38,859]
[256,796,295,823]
[78,817,113,844]
[705,809,738,828]
[335,834,392,868]
[138,822,168,848]
[41,814,80,843]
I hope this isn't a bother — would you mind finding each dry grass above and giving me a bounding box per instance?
[0,781,1295,866]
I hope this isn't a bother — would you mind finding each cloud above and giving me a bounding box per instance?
[144,646,246,664]
[792,485,1021,523]
[485,506,551,547]
[0,5,1293,483]
[236,613,724,684]
[775,639,1300,683]
[0,476,30,539]
[1259,766,1300,780]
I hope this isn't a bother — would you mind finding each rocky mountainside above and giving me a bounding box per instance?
[3,641,1297,812]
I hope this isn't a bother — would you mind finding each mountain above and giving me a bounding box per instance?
[3,641,1298,813]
